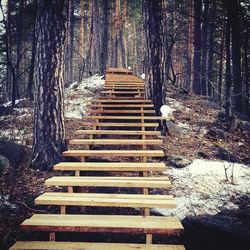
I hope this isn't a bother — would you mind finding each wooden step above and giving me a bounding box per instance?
[88,110,155,114]
[80,122,159,127]
[102,91,144,94]
[104,86,145,90]
[83,116,173,120]
[91,99,152,103]
[45,176,171,189]
[94,104,153,108]
[75,130,161,135]
[10,241,186,250]
[54,162,166,172]
[105,79,144,84]
[21,214,183,235]
[105,83,145,86]
[106,68,133,74]
[69,139,162,145]
[99,96,145,100]
[35,192,176,209]
[62,150,165,158]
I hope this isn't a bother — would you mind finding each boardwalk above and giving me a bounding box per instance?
[10,68,185,249]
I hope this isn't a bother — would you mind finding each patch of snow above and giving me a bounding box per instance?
[3,98,26,108]
[65,75,104,118]
[166,97,191,112]
[160,105,174,117]
[154,159,250,220]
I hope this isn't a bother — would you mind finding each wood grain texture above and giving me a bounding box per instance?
[10,241,186,250]
[54,162,166,172]
[21,214,183,234]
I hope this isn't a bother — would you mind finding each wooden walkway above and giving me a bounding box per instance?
[10,68,185,249]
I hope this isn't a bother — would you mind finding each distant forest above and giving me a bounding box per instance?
[0,0,249,118]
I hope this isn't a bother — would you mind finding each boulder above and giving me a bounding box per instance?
[166,155,192,168]
[0,155,10,176]
[238,120,250,133]
[0,105,13,116]
[198,99,221,110]
[0,140,30,167]
[165,121,183,136]
[212,145,238,163]
[206,128,227,140]
[197,151,211,159]
[182,208,250,250]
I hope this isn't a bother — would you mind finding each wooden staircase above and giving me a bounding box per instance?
[10,68,185,249]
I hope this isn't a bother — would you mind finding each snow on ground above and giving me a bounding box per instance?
[166,97,191,112]
[153,159,250,219]
[65,75,104,118]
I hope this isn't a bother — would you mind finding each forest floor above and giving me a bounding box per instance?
[0,76,249,249]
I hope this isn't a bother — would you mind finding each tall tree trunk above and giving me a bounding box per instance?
[32,0,69,170]
[218,19,226,104]
[192,0,202,95]
[187,0,193,91]
[28,1,37,100]
[225,18,233,119]
[201,0,209,95]
[16,0,24,97]
[65,0,73,87]
[243,20,249,115]
[100,0,109,75]
[207,0,216,97]
[144,0,164,114]
[230,0,242,112]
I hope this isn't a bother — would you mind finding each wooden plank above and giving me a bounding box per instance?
[106,68,133,74]
[90,99,151,103]
[98,96,145,100]
[94,104,153,107]
[35,192,176,209]
[10,241,186,250]
[69,139,162,145]
[54,162,166,172]
[104,86,145,90]
[101,90,143,95]
[80,122,159,127]
[75,130,161,135]
[88,110,155,114]
[21,214,183,234]
[62,150,165,157]
[45,176,172,188]
[83,116,174,120]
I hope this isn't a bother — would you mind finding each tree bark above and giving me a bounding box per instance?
[144,0,164,114]
[201,0,209,95]
[32,0,69,170]
[225,18,233,119]
[100,0,109,75]
[192,0,202,95]
[207,0,216,97]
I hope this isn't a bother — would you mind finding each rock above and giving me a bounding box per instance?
[0,105,13,116]
[238,121,250,133]
[166,155,192,168]
[182,208,250,250]
[206,128,227,139]
[165,121,183,136]
[198,99,221,110]
[0,199,19,213]
[0,140,30,166]
[14,98,32,108]
[0,155,10,176]
[197,151,211,159]
[212,145,238,163]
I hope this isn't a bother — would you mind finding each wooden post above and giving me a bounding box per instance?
[49,232,55,242]
[60,205,66,214]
